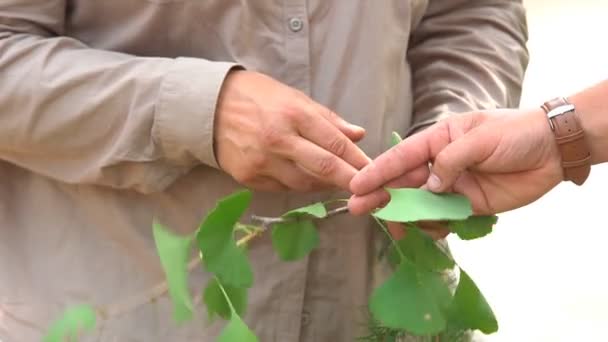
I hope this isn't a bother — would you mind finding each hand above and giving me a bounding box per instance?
[349,108,564,215]
[214,70,370,192]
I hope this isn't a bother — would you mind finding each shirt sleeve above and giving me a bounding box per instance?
[0,1,238,193]
[406,0,529,135]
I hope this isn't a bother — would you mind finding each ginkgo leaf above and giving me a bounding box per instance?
[373,189,472,223]
[369,259,451,335]
[197,190,254,288]
[390,131,403,147]
[44,304,96,342]
[270,202,326,261]
[448,269,498,334]
[214,276,259,342]
[282,202,327,219]
[203,277,248,320]
[390,226,455,271]
[271,220,319,261]
[153,222,194,323]
[217,312,259,342]
[449,215,498,240]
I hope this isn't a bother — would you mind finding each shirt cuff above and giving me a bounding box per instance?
[153,57,240,169]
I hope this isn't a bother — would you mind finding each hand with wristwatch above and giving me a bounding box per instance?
[349,79,608,216]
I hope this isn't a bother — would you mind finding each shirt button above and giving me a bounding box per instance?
[288,17,304,32]
[301,310,311,326]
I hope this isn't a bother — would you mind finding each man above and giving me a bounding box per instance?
[0,1,528,341]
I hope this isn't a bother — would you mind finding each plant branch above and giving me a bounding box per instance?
[97,206,349,323]
[251,205,349,227]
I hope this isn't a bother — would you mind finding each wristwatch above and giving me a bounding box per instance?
[541,97,591,185]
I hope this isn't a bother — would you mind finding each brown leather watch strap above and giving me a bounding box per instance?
[541,97,591,185]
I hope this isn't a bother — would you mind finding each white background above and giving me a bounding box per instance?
[448,1,608,341]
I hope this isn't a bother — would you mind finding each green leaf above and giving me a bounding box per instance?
[373,189,472,223]
[153,222,194,323]
[271,220,320,261]
[449,269,498,334]
[390,226,455,271]
[217,312,259,342]
[283,202,327,218]
[197,190,254,287]
[214,276,259,342]
[390,131,403,147]
[44,304,96,342]
[203,277,248,320]
[449,215,498,240]
[369,259,452,335]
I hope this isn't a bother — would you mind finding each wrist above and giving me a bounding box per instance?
[530,107,565,179]
[540,97,591,186]
[568,80,608,165]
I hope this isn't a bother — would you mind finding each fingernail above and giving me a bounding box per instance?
[426,173,442,191]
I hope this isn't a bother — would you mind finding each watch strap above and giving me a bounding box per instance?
[541,97,591,185]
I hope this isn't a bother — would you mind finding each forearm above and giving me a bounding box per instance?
[568,79,608,164]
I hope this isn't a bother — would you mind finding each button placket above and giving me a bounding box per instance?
[288,17,304,32]
[283,1,311,95]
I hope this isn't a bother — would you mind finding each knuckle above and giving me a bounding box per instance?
[281,104,304,123]
[294,180,314,192]
[328,136,348,157]
[260,126,286,148]
[316,155,337,176]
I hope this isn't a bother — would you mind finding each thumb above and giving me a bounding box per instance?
[426,130,490,192]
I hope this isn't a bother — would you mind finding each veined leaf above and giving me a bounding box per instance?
[153,222,194,323]
[197,190,254,288]
[448,269,498,334]
[449,215,498,240]
[203,277,248,321]
[373,189,472,223]
[390,226,455,271]
[271,220,319,261]
[282,202,327,219]
[217,312,259,342]
[214,277,259,342]
[370,259,451,335]
[44,304,96,342]
[270,202,326,261]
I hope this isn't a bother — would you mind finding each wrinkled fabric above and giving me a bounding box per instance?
[0,1,528,341]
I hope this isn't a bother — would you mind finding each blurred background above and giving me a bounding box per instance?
[447,1,608,341]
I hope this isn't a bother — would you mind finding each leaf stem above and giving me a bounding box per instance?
[372,216,406,261]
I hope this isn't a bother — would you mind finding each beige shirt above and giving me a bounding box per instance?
[0,1,528,341]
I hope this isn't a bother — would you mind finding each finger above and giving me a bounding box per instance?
[387,222,406,240]
[247,176,289,193]
[312,103,366,142]
[297,110,371,170]
[348,164,430,215]
[350,123,450,196]
[426,129,492,193]
[348,190,390,215]
[263,159,333,192]
[285,138,359,191]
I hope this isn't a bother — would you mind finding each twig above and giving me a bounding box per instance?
[251,205,349,227]
[96,206,349,322]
